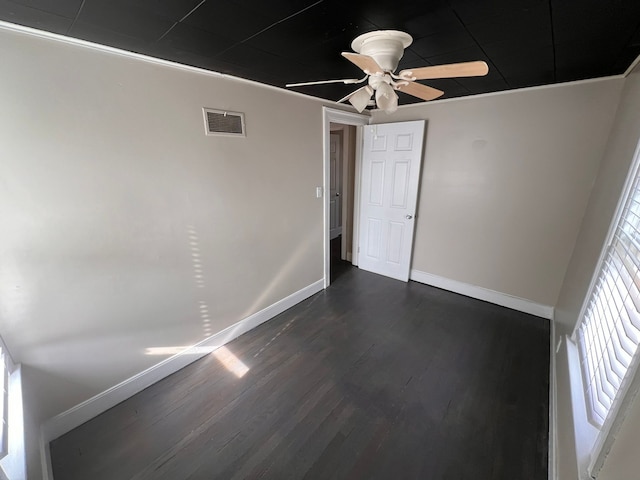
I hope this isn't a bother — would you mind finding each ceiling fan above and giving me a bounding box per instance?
[286,30,489,114]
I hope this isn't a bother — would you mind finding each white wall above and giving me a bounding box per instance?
[554,65,640,479]
[0,25,332,478]
[371,80,623,307]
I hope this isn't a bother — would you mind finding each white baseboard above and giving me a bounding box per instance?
[409,269,554,319]
[40,279,324,478]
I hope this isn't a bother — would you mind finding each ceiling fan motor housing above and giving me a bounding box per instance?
[351,30,413,73]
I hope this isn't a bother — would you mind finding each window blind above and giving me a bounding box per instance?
[578,171,640,427]
[0,348,7,459]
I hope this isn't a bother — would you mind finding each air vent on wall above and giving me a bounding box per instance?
[203,108,245,137]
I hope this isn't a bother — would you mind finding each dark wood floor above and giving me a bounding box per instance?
[50,264,550,480]
[330,235,350,283]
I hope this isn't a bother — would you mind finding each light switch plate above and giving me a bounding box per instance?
[316,187,323,198]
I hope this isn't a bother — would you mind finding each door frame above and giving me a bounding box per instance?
[322,107,369,288]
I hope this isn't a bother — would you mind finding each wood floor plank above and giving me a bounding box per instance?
[50,263,549,480]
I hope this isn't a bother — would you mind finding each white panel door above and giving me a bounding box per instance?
[329,132,343,239]
[358,120,425,281]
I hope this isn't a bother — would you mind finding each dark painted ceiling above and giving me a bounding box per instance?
[2,0,640,105]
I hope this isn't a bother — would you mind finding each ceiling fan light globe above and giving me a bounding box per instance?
[348,86,374,113]
[375,82,398,113]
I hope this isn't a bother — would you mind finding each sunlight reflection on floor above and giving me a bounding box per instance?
[145,345,249,378]
[212,346,249,378]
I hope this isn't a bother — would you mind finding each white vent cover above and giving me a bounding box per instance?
[203,108,245,137]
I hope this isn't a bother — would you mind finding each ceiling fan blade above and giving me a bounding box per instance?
[338,86,374,113]
[399,61,489,80]
[286,77,365,87]
[341,52,384,75]
[395,81,444,102]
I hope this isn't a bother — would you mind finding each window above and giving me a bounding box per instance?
[0,343,9,461]
[576,142,640,431]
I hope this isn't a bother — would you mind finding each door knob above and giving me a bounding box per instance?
[336,192,340,196]
[405,214,413,219]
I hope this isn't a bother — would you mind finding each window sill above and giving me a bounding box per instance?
[566,336,604,479]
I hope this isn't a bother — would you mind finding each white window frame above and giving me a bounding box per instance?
[0,336,13,463]
[573,138,640,477]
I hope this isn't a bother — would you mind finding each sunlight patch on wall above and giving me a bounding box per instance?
[145,346,217,355]
[187,225,206,291]
[240,234,314,320]
[186,225,213,339]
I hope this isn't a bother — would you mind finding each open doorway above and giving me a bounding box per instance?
[329,123,357,282]
[322,108,369,288]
